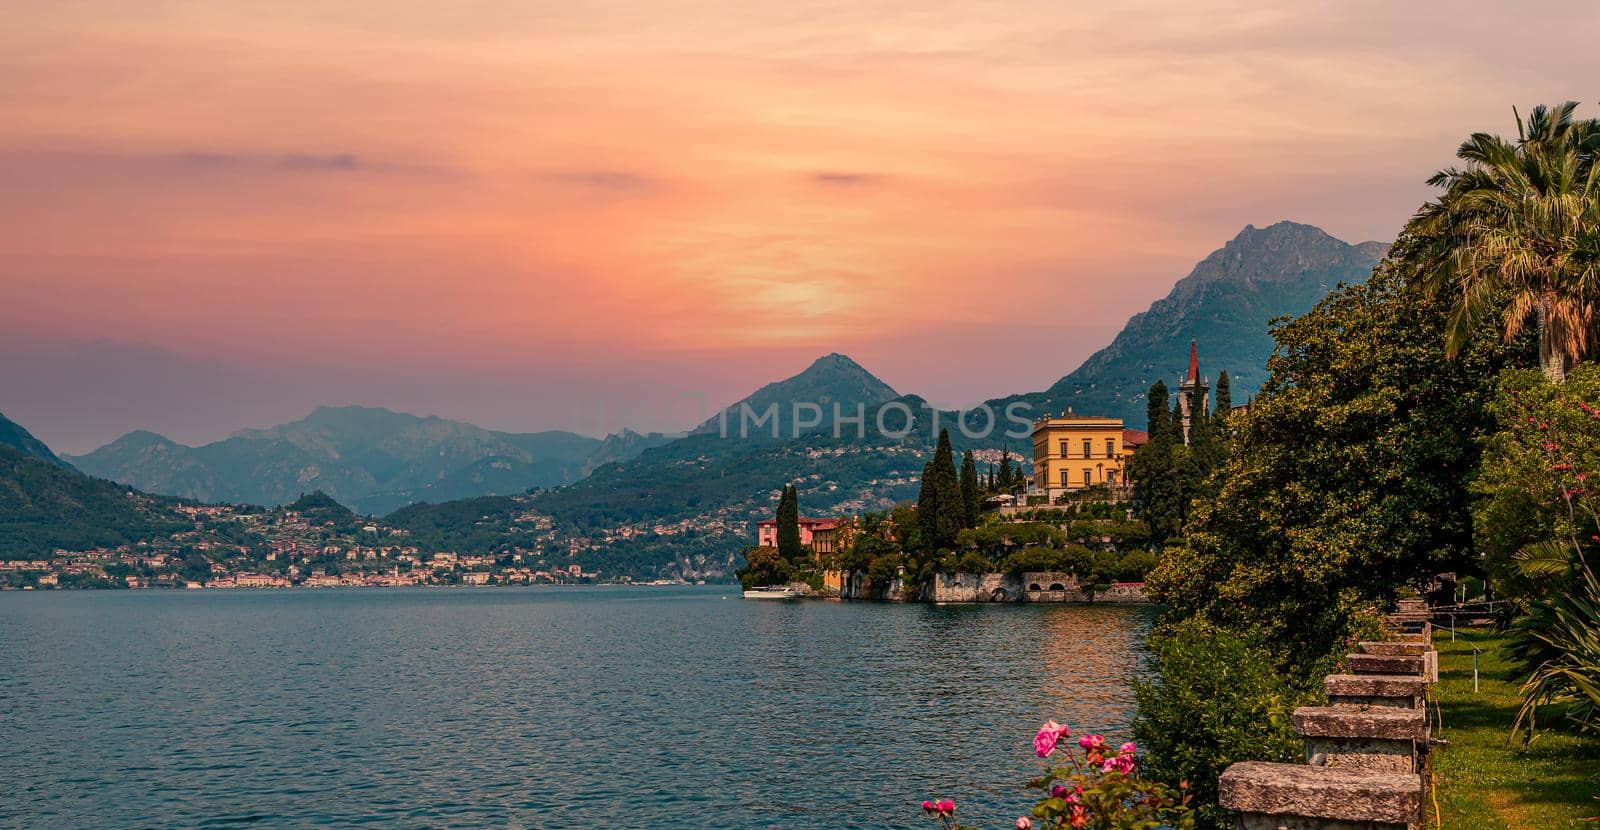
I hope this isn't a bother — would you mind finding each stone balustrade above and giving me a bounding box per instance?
[1219,605,1438,829]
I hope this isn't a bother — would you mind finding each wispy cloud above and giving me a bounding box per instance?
[538,170,652,189]
[809,172,889,186]
[171,152,365,172]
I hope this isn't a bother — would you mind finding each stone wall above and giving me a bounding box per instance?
[838,571,1149,604]
[927,572,1020,602]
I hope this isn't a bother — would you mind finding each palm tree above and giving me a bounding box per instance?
[1411,102,1600,381]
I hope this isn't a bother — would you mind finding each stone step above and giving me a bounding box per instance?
[1325,673,1428,709]
[1358,641,1429,656]
[1294,705,1427,772]
[1220,761,1422,828]
[1294,706,1427,740]
[1349,653,1425,677]
[1394,598,1429,612]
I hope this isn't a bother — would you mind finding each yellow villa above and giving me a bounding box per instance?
[1030,411,1147,502]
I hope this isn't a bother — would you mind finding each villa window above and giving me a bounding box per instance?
[1107,470,1119,485]
[1106,438,1116,457]
[1059,470,1070,487]
[1059,440,1069,458]
[1083,469,1092,486]
[1082,438,1092,458]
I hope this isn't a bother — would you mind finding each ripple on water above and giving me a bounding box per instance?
[0,586,1154,830]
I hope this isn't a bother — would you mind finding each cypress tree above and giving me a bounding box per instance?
[776,484,802,563]
[1214,371,1232,421]
[1131,380,1183,543]
[916,461,939,552]
[931,430,964,549]
[998,446,1015,491]
[1145,380,1172,442]
[959,450,979,528]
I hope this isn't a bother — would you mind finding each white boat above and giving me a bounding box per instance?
[742,585,802,599]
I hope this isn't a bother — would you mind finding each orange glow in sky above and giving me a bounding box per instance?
[2,0,1597,451]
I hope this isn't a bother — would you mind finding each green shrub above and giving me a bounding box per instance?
[1132,620,1312,829]
[865,552,904,590]
[954,551,992,574]
[1506,569,1600,739]
[1112,549,1158,582]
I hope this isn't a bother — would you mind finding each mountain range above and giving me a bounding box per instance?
[10,220,1389,575]
[65,406,672,515]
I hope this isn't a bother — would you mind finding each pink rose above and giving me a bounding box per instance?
[1016,818,1032,829]
[921,800,935,812]
[1050,785,1069,799]
[1034,721,1067,758]
[1120,741,1137,755]
[1078,734,1105,751]
[938,799,956,814]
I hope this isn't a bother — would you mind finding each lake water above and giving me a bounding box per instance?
[0,586,1155,829]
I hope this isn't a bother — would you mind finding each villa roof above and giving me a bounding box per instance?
[756,517,840,529]
[1122,429,1149,447]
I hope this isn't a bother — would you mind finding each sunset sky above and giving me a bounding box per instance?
[3,0,1598,453]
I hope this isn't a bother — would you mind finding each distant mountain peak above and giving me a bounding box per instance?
[991,220,1388,429]
[287,490,354,514]
[695,353,899,434]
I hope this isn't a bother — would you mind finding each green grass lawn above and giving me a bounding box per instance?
[1432,627,1600,828]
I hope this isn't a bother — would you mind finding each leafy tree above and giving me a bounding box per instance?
[954,550,992,575]
[775,484,802,564]
[955,522,1065,560]
[1473,365,1600,601]
[959,450,979,528]
[1411,101,1600,382]
[1474,366,1600,737]
[736,545,791,590]
[1147,257,1534,663]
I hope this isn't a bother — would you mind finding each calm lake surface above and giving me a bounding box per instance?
[0,586,1155,829]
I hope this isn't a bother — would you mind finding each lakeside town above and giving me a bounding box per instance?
[0,494,616,591]
[2,345,1219,598]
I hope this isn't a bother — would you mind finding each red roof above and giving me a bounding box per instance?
[1186,339,1200,383]
[756,517,840,529]
[1122,429,1149,447]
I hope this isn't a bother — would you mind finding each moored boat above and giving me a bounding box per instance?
[741,586,802,599]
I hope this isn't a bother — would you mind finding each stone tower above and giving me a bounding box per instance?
[1177,340,1209,444]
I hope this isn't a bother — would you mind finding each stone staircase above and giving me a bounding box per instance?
[1219,600,1436,829]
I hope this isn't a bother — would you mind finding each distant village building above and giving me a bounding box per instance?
[1176,339,1209,444]
[1029,413,1146,501]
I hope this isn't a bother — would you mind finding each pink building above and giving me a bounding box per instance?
[756,517,841,554]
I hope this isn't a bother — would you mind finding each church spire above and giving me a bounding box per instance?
[1186,339,1199,383]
